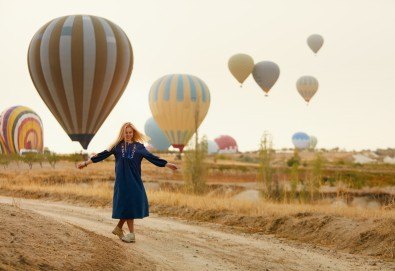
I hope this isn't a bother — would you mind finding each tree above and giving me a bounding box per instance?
[21,153,39,169]
[257,132,280,200]
[46,152,60,168]
[182,100,208,194]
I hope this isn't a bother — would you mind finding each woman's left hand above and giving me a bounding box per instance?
[165,163,178,171]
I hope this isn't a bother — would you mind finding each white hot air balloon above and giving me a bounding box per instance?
[309,135,318,149]
[307,34,324,54]
[207,140,219,154]
[296,76,319,104]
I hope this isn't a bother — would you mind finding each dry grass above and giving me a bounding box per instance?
[0,173,395,221]
[1,161,394,259]
[147,190,395,220]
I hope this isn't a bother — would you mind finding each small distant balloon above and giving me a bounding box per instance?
[207,140,219,154]
[307,34,324,54]
[214,135,238,153]
[252,61,280,96]
[228,54,254,87]
[296,76,319,104]
[309,135,318,149]
[292,132,310,150]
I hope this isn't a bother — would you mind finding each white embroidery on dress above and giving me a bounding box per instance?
[121,142,136,159]
[131,144,136,158]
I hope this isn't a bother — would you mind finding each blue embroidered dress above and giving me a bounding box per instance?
[91,141,167,219]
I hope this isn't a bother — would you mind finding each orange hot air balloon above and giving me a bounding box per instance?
[27,15,133,149]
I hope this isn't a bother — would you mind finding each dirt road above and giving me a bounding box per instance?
[1,196,393,271]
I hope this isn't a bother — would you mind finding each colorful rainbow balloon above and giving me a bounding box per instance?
[0,106,44,154]
[0,134,7,154]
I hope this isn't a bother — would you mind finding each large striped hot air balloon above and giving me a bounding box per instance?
[27,15,133,149]
[148,74,211,152]
[0,106,44,154]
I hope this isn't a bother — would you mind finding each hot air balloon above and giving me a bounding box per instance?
[214,135,238,153]
[296,76,319,103]
[309,135,318,149]
[252,61,280,96]
[148,74,211,152]
[207,140,219,154]
[144,117,171,151]
[27,15,133,149]
[307,34,324,54]
[228,54,254,87]
[292,132,310,150]
[0,106,44,154]
[0,135,7,154]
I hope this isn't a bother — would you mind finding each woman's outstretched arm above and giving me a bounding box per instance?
[141,145,178,170]
[77,149,114,169]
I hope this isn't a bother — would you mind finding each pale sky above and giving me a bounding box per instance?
[1,0,395,153]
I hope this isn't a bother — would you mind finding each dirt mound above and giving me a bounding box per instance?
[0,203,155,271]
[150,204,395,260]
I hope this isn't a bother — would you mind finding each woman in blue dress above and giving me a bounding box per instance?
[77,122,178,243]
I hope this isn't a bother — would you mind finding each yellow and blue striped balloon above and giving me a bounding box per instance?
[148,74,210,152]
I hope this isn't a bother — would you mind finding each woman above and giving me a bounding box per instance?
[77,122,178,243]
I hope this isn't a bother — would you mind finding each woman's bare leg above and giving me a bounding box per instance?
[126,219,134,233]
[117,219,126,228]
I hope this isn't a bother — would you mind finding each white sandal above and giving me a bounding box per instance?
[122,232,135,243]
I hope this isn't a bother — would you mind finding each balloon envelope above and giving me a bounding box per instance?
[309,135,318,149]
[307,34,324,54]
[228,54,254,85]
[144,117,171,151]
[148,74,211,152]
[214,135,238,153]
[0,106,44,154]
[28,15,133,149]
[292,132,310,150]
[252,61,280,95]
[207,140,219,154]
[0,134,7,154]
[296,76,319,103]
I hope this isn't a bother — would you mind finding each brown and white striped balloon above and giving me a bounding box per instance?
[28,15,133,149]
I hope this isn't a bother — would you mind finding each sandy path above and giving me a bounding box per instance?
[0,197,393,271]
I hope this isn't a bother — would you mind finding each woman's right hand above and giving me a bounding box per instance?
[77,161,88,169]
